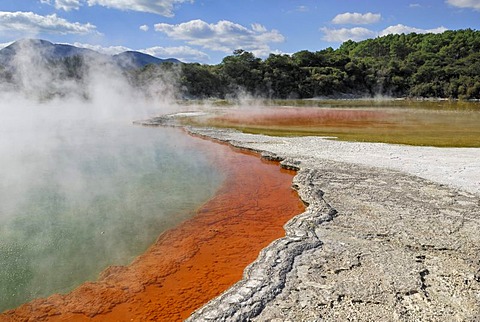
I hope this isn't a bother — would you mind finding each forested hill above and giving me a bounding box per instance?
[176,29,480,99]
[1,30,478,100]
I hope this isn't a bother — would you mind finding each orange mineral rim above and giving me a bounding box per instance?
[1,132,304,322]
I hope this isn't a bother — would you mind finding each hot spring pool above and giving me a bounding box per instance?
[0,104,223,311]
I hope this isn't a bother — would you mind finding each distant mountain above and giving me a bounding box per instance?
[0,39,181,69]
[0,39,105,66]
[113,51,181,69]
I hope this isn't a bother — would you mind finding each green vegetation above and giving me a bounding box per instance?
[174,29,480,100]
[2,30,479,101]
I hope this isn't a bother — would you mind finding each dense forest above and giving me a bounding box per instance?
[1,29,479,100]
[164,28,479,100]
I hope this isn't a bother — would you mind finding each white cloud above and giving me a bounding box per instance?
[41,0,193,16]
[0,11,97,35]
[379,24,448,36]
[72,42,209,62]
[0,41,14,49]
[320,27,377,42]
[154,19,284,57]
[41,0,82,11]
[321,24,448,43]
[251,23,267,33]
[409,3,422,8]
[140,24,149,31]
[446,0,480,10]
[332,12,381,25]
[86,0,193,16]
[141,46,209,62]
[57,0,82,10]
[72,42,131,55]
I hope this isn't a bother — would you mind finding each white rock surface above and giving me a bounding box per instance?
[144,116,480,322]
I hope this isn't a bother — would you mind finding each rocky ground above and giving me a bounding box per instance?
[167,121,480,322]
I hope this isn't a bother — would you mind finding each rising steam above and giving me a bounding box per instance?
[0,40,222,311]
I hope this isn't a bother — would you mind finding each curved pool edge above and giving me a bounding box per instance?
[1,124,304,321]
[184,125,480,321]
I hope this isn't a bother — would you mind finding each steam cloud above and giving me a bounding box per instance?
[0,40,222,311]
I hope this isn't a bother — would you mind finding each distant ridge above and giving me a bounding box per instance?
[113,51,181,69]
[0,39,105,66]
[0,39,182,68]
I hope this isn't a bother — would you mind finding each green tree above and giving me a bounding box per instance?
[220,49,264,95]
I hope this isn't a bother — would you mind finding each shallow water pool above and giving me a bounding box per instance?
[185,100,480,147]
[0,104,223,311]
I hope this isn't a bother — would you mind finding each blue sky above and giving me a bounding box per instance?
[0,0,479,64]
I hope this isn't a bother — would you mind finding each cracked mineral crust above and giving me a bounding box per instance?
[185,126,480,322]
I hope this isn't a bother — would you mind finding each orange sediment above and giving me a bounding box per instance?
[1,133,304,321]
[192,107,480,147]
[209,107,392,128]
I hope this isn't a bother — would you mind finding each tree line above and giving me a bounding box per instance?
[158,28,479,100]
[1,29,479,100]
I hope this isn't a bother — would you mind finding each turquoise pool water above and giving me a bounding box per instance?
[0,104,223,311]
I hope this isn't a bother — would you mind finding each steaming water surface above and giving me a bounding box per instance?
[0,101,223,311]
